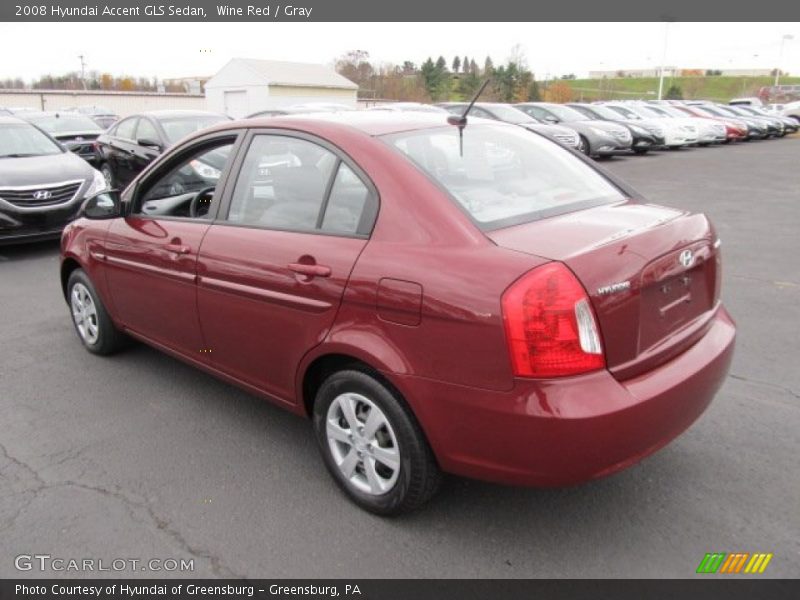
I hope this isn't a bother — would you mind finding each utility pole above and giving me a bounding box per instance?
[657,22,671,100]
[775,34,794,87]
[78,55,87,90]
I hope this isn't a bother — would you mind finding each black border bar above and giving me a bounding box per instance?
[3,0,800,22]
[2,579,799,600]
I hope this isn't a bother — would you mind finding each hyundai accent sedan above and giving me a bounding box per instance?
[60,113,736,515]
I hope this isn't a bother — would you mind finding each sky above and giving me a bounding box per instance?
[0,22,798,81]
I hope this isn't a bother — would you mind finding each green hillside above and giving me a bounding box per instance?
[560,75,800,102]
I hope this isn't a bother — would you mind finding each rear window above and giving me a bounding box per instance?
[385,124,625,230]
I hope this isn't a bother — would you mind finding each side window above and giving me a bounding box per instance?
[471,107,493,119]
[135,118,159,143]
[321,164,372,235]
[135,139,235,219]
[227,135,337,232]
[115,118,137,140]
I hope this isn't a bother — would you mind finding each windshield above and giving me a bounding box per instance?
[541,104,589,122]
[638,106,672,118]
[0,122,63,157]
[159,115,228,144]
[25,113,102,133]
[481,105,535,124]
[606,105,643,120]
[578,104,619,120]
[385,124,625,230]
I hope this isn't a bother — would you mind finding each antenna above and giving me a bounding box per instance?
[447,78,491,156]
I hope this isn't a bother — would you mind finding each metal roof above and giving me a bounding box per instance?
[218,58,358,90]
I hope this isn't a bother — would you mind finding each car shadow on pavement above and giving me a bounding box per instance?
[0,239,60,263]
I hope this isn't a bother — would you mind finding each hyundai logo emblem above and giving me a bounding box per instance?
[32,190,52,201]
[679,249,694,268]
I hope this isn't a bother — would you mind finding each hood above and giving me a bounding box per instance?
[0,152,94,188]
[521,122,577,137]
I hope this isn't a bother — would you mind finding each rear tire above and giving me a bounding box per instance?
[312,369,441,516]
[67,269,127,355]
[633,147,649,155]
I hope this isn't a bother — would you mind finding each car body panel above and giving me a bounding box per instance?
[60,113,735,487]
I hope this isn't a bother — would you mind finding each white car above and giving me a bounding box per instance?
[779,100,800,124]
[601,102,696,148]
[646,103,726,145]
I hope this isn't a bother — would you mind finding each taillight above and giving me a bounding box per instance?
[502,262,605,378]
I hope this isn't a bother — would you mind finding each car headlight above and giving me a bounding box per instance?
[590,127,613,137]
[84,168,107,198]
[191,159,221,180]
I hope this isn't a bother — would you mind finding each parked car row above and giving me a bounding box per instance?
[2,94,796,246]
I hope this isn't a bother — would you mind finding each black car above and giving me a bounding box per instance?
[567,103,664,153]
[70,105,120,129]
[95,110,230,189]
[0,116,106,244]
[21,112,104,165]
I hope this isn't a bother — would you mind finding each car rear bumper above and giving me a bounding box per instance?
[396,306,735,487]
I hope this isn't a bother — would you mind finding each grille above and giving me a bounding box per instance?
[0,180,82,207]
[554,133,577,146]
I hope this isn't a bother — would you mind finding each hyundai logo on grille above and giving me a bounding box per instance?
[679,249,695,268]
[32,190,52,201]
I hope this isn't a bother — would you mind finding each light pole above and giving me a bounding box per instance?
[78,55,87,90]
[775,34,794,87]
[657,22,671,100]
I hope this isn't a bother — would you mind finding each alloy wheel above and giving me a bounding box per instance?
[326,392,401,495]
[71,283,99,345]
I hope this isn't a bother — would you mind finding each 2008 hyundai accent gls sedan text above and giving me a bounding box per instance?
[60,112,736,515]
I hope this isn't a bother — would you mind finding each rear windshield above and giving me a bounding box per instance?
[385,124,625,230]
[159,116,228,144]
[25,113,102,133]
[0,123,62,157]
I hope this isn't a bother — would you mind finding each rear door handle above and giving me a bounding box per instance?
[288,263,331,278]
[165,243,191,255]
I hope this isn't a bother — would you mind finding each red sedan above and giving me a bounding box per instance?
[60,113,735,515]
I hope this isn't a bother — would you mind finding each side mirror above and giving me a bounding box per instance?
[544,115,559,124]
[81,190,121,220]
[137,138,163,150]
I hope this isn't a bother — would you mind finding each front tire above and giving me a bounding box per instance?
[313,369,441,516]
[67,269,127,355]
[577,135,590,156]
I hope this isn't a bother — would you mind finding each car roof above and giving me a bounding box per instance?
[0,115,29,126]
[138,110,228,119]
[227,110,462,137]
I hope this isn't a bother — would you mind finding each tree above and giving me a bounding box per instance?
[452,56,461,73]
[483,56,494,76]
[528,79,541,101]
[665,83,683,99]
[544,81,573,103]
[421,57,450,101]
[334,50,373,88]
[463,56,469,73]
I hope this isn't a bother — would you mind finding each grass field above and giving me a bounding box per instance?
[560,75,800,102]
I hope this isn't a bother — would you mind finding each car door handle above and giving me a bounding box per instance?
[288,263,331,278]
[165,243,191,255]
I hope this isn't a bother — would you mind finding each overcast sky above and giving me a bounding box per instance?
[0,22,798,81]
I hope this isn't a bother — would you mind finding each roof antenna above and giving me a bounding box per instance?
[447,78,491,156]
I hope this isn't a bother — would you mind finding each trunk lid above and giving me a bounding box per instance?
[488,200,721,380]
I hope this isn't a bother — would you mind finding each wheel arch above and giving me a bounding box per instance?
[60,256,83,301]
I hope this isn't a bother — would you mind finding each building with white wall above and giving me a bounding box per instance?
[204,58,358,118]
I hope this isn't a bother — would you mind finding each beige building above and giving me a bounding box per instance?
[204,58,358,118]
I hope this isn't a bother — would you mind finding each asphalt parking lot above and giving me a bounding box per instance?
[1,137,798,579]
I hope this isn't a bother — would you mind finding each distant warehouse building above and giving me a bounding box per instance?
[205,58,358,118]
